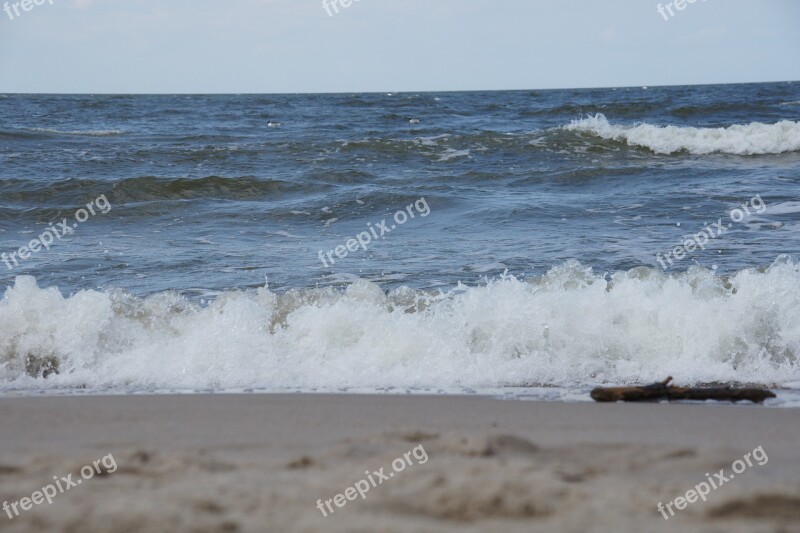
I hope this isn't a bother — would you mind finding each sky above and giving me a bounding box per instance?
[0,0,798,93]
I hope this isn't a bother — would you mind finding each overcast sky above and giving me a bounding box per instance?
[1,0,798,93]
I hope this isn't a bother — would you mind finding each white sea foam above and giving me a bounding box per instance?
[765,201,800,216]
[28,128,126,137]
[415,134,450,147]
[564,114,800,155]
[2,260,799,393]
[436,148,470,161]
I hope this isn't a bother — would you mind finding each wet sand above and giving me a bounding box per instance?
[0,394,798,532]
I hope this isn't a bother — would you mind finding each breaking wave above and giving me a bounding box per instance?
[1,259,799,393]
[564,114,800,155]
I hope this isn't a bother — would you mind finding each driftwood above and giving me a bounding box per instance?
[591,377,776,404]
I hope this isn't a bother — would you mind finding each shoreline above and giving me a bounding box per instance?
[1,394,798,531]
[2,386,799,407]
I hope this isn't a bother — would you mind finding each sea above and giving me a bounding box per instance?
[1,82,800,405]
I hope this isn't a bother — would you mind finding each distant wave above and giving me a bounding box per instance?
[564,114,800,155]
[0,175,318,204]
[0,127,126,140]
[1,260,799,392]
[28,127,126,137]
[521,101,662,117]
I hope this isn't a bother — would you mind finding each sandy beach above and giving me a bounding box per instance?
[0,395,798,532]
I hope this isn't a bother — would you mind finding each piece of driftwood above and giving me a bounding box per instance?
[591,377,776,404]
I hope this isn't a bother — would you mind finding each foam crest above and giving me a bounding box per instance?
[565,114,800,155]
[1,261,799,392]
[28,127,126,136]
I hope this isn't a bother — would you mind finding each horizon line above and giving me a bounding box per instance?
[1,80,796,97]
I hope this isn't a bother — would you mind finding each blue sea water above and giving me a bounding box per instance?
[1,83,800,400]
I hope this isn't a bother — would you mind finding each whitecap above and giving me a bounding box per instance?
[564,114,800,155]
[2,261,799,392]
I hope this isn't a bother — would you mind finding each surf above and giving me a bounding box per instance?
[564,114,800,155]
[2,259,799,393]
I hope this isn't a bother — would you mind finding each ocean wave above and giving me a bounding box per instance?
[0,128,126,140]
[668,102,769,117]
[436,148,471,162]
[521,101,662,117]
[27,128,126,137]
[338,131,521,158]
[1,259,799,392]
[564,114,800,155]
[0,176,315,204]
